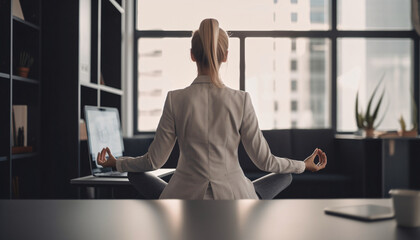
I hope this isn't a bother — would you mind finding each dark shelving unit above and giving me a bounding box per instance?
[81,0,124,137]
[11,152,39,160]
[0,55,11,199]
[0,72,10,79]
[41,0,125,198]
[12,75,39,84]
[0,0,42,199]
[12,154,41,198]
[0,0,11,75]
[12,16,40,30]
[12,18,40,79]
[100,0,122,90]
[78,0,124,197]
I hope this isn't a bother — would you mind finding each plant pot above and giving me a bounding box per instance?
[17,67,30,78]
[364,128,375,138]
[355,129,364,136]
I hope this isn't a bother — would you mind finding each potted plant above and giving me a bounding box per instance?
[17,51,34,78]
[355,77,386,138]
[398,95,418,137]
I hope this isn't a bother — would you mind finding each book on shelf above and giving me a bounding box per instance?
[80,119,87,140]
[12,146,33,154]
[12,0,25,20]
[12,105,32,154]
[12,105,27,147]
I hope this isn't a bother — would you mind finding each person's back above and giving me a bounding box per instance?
[95,18,327,200]
[160,77,257,199]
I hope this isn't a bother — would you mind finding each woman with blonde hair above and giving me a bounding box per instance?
[97,18,327,199]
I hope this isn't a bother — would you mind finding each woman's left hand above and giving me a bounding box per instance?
[97,147,117,168]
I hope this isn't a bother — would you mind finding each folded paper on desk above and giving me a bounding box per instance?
[324,204,394,221]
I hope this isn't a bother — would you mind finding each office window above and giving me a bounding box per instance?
[245,38,330,130]
[137,38,239,131]
[337,39,412,131]
[338,0,411,30]
[137,0,330,30]
[135,0,417,134]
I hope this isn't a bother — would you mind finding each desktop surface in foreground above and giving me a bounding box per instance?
[1,199,419,240]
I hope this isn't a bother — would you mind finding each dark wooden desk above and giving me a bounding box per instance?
[1,199,419,240]
[71,169,175,186]
[335,135,420,198]
[70,169,175,198]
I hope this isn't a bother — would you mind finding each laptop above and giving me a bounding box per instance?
[84,106,128,177]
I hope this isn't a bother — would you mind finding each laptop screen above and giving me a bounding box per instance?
[84,106,124,169]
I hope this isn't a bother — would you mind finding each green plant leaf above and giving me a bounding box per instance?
[357,113,365,128]
[364,74,385,128]
[355,91,361,128]
[411,94,418,130]
[371,89,385,124]
[399,115,406,132]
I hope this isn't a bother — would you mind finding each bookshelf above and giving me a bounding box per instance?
[41,0,125,198]
[11,152,39,160]
[0,72,10,79]
[79,0,124,182]
[12,75,40,85]
[0,0,42,199]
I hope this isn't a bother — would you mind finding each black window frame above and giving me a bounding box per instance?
[133,0,420,135]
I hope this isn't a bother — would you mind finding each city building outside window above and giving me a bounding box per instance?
[291,39,297,51]
[291,79,298,92]
[291,13,298,23]
[291,100,298,111]
[135,0,416,133]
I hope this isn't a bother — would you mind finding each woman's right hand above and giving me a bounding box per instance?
[97,147,117,168]
[304,148,327,172]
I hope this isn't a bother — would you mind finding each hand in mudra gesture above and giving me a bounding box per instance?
[97,147,117,168]
[304,148,327,172]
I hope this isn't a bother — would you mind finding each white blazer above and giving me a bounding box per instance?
[116,75,305,199]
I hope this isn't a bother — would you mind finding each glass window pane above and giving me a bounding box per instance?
[337,39,412,132]
[245,38,331,130]
[137,0,330,30]
[338,0,411,30]
[137,38,239,132]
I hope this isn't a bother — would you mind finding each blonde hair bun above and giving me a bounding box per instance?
[191,19,229,88]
